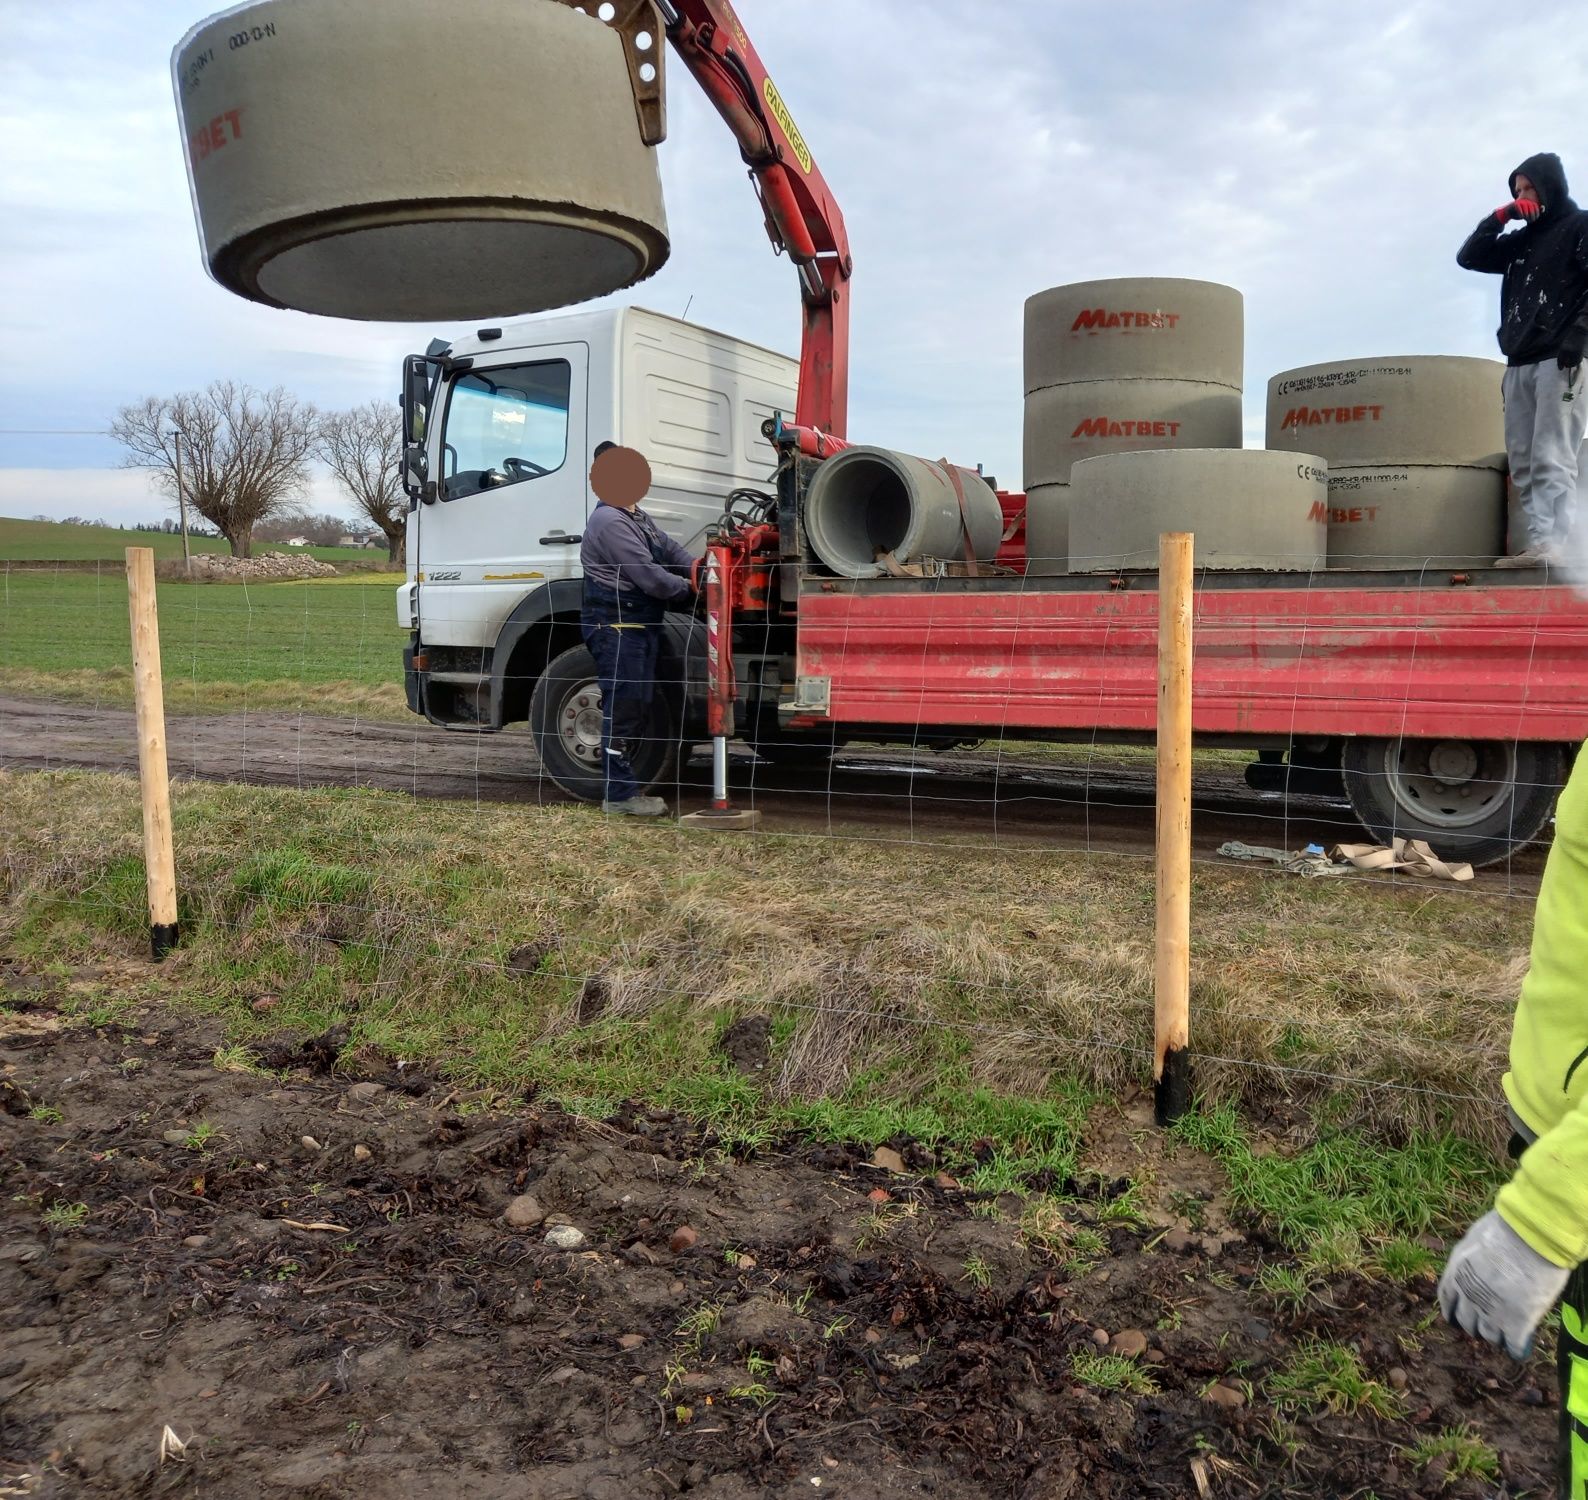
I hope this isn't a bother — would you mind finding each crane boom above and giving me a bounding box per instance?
[545,0,852,439]
[662,0,852,439]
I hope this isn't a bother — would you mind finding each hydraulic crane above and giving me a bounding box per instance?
[550,0,854,452]
[547,0,861,825]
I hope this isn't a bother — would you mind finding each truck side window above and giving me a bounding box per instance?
[440,359,572,500]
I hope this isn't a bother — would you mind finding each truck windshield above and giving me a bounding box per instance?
[441,359,571,500]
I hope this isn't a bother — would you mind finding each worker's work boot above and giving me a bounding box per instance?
[602,794,669,818]
[1494,544,1551,568]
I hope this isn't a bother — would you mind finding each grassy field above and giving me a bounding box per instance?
[0,514,383,566]
[2,767,1529,1247]
[0,569,410,718]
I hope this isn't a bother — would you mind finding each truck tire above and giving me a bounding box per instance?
[1340,737,1566,867]
[529,644,680,802]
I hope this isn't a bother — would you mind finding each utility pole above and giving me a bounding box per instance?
[170,426,192,576]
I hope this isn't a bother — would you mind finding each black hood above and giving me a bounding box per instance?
[1511,152,1574,213]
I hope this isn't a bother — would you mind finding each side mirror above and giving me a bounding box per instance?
[401,443,430,504]
[401,354,436,447]
[400,354,439,502]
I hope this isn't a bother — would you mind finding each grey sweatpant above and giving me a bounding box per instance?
[1502,360,1588,549]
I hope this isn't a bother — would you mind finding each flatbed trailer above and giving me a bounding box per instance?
[770,561,1588,866]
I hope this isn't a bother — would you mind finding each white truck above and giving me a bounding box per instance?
[398,305,799,793]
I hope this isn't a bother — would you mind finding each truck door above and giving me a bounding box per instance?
[414,343,589,650]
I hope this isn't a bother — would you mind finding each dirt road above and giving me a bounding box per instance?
[0,695,1546,884]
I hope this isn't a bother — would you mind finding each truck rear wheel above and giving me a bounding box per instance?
[529,644,680,802]
[1340,737,1565,867]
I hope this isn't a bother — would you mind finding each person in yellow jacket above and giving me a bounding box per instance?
[1440,745,1588,1495]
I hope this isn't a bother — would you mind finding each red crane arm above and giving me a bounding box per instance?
[662,0,852,439]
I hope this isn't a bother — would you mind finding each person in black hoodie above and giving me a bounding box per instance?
[1458,152,1588,566]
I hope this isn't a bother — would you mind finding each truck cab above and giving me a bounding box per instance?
[397,305,797,788]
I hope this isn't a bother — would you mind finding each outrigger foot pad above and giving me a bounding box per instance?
[679,806,763,832]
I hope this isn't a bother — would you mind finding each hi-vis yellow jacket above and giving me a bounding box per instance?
[1499,747,1588,1269]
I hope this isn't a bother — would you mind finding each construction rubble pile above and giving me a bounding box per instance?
[182,551,339,582]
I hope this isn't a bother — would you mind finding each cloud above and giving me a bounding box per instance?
[5,0,1588,513]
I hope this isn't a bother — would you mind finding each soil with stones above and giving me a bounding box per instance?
[0,696,1545,888]
[0,963,1557,1499]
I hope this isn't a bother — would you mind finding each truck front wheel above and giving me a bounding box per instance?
[1340,737,1566,867]
[529,644,680,802]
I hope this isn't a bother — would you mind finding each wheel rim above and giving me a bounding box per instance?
[558,684,605,764]
[1381,739,1516,830]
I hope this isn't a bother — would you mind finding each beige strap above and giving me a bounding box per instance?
[874,550,923,579]
[933,458,981,578]
[1331,839,1475,882]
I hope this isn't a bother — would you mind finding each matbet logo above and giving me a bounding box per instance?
[1071,309,1181,332]
[1280,404,1384,430]
[1071,417,1183,439]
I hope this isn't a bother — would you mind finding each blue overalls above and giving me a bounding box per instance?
[580,529,675,803]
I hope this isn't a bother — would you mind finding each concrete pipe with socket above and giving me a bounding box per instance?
[1266,356,1505,468]
[1023,483,1071,577]
[1024,278,1244,393]
[172,0,669,321]
[1023,378,1244,489]
[802,446,1003,579]
[1325,465,1505,568]
[1068,449,1329,573]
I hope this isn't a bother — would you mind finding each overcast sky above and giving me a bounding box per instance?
[4,0,1587,524]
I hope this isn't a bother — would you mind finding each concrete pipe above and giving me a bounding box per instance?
[1325,465,1505,569]
[1023,379,1244,488]
[1024,483,1070,577]
[1068,449,1329,573]
[172,0,670,321]
[1265,357,1505,468]
[802,446,1003,579]
[1024,278,1244,393]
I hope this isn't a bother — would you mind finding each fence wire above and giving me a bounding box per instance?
[1,545,1581,1137]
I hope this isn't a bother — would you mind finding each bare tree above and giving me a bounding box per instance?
[111,382,317,558]
[316,400,406,564]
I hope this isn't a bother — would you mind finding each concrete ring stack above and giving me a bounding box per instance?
[1068,449,1329,573]
[1022,278,1244,574]
[1264,357,1506,567]
[172,0,671,321]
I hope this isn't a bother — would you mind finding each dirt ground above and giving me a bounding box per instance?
[0,962,1558,1499]
[0,696,1542,885]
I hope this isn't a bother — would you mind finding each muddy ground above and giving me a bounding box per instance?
[0,962,1557,1499]
[0,696,1546,889]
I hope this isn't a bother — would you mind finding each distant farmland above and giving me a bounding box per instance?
[0,515,385,566]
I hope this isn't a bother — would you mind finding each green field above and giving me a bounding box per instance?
[0,514,382,566]
[0,570,409,717]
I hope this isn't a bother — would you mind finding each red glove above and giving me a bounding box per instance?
[1496,199,1542,224]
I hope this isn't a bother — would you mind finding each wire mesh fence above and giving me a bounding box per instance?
[3,540,1581,1147]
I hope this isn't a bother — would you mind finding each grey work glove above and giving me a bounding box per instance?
[1438,1209,1571,1359]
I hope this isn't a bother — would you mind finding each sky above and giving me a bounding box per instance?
[4,0,1588,526]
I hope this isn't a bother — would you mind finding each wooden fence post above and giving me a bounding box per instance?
[1155,532,1194,1124]
[125,547,179,959]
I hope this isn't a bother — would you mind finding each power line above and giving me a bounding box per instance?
[0,428,113,436]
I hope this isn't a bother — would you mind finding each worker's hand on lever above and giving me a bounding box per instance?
[1496,198,1542,224]
[1438,1210,1571,1359]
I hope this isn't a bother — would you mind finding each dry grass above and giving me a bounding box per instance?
[0,767,1531,1147]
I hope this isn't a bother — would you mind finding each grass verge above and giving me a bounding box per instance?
[0,768,1524,1249]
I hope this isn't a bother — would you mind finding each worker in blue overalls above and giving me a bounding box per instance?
[579,442,696,816]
